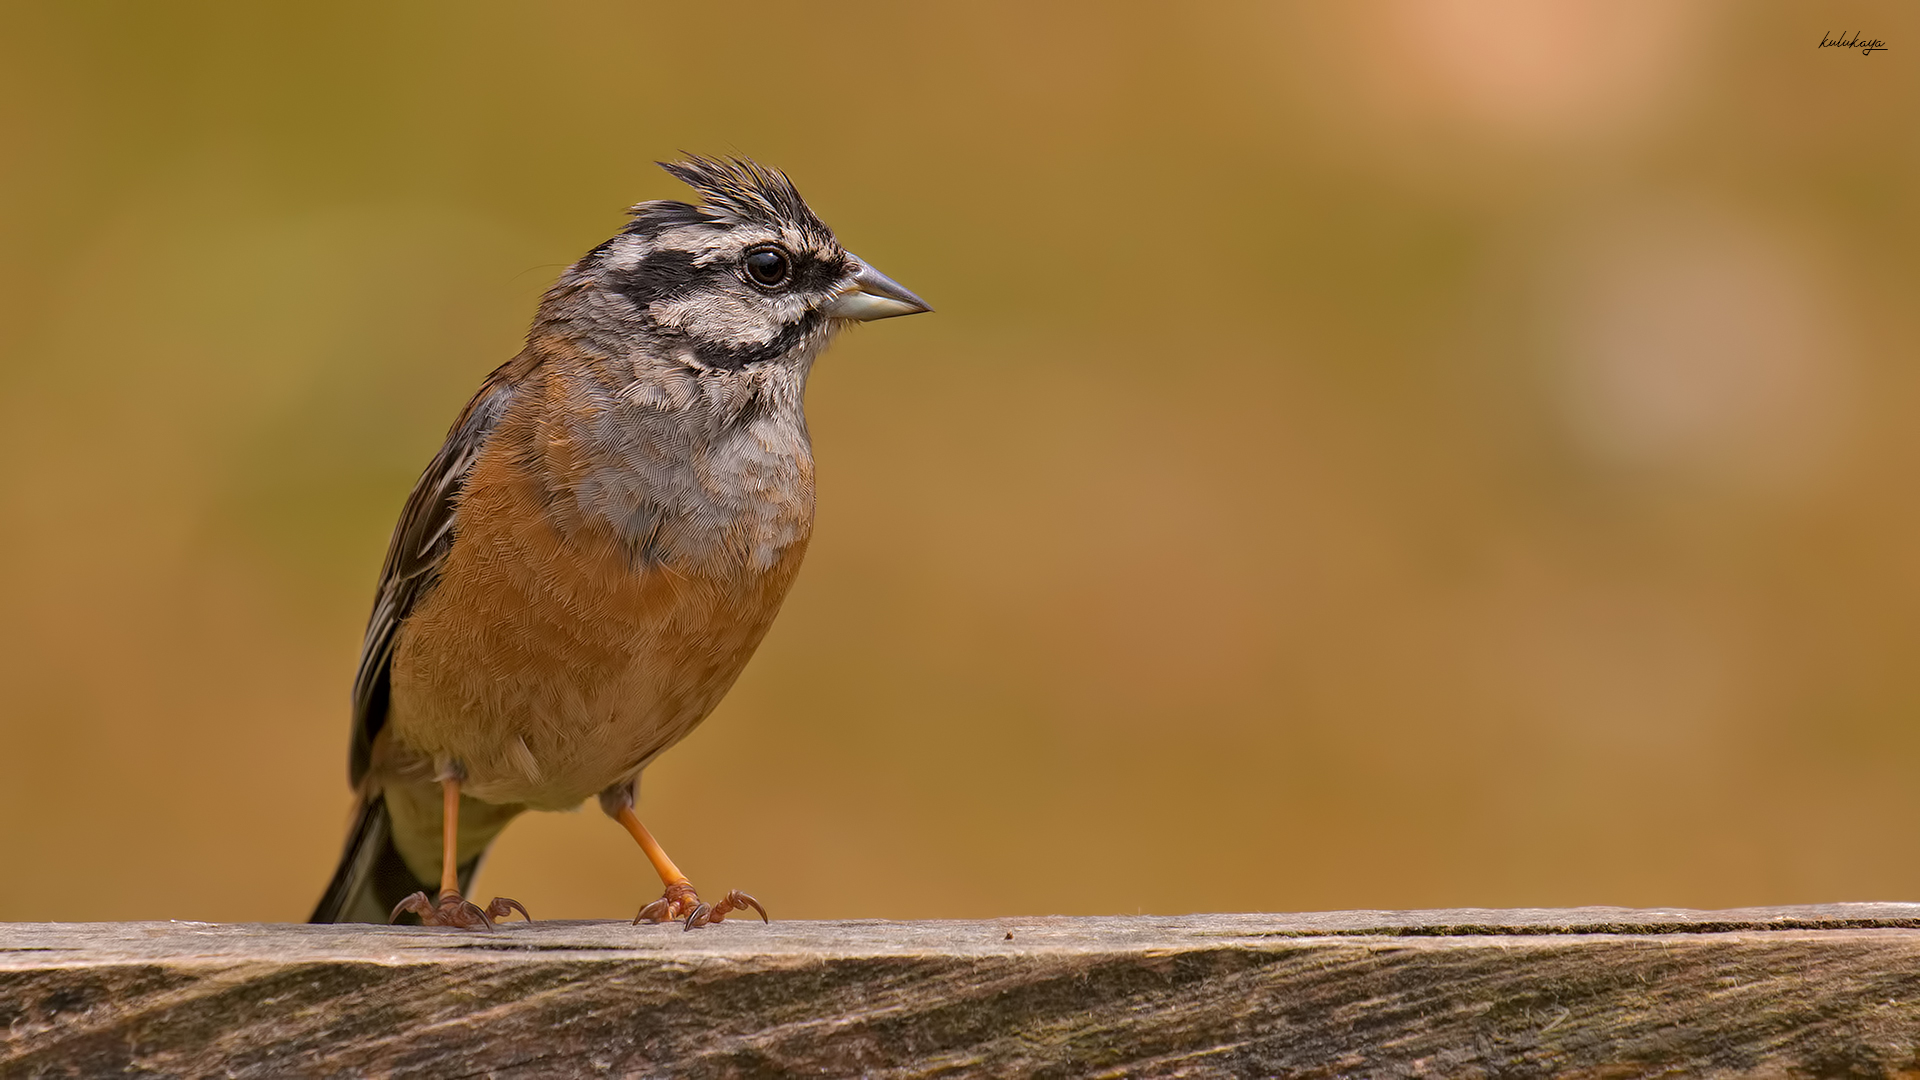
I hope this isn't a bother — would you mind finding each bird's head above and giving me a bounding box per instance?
[546,156,930,375]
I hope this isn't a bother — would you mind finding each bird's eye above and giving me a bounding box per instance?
[743,247,791,288]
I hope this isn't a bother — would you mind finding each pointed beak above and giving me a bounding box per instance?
[822,256,933,321]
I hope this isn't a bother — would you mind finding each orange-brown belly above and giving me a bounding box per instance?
[384,452,810,810]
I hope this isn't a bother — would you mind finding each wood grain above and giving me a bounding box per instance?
[7,905,1920,1077]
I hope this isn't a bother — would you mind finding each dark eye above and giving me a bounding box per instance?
[743,246,791,288]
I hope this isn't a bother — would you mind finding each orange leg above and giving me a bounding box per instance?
[438,776,462,898]
[389,777,532,930]
[617,805,766,930]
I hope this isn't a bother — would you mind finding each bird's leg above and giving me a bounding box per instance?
[617,806,766,930]
[389,776,531,929]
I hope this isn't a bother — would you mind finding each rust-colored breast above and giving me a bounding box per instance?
[383,358,814,810]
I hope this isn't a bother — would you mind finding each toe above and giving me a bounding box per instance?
[486,897,533,923]
[388,891,434,925]
[635,881,701,925]
[441,899,494,930]
[721,889,768,923]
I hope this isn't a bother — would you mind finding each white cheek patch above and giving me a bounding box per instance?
[649,291,781,347]
[769,293,811,324]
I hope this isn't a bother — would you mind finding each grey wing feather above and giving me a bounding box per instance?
[348,368,523,787]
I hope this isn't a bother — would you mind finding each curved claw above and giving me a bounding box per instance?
[449,899,495,930]
[727,890,769,924]
[486,897,533,923]
[684,889,768,930]
[636,882,767,929]
[390,891,434,924]
[388,889,502,930]
[634,881,699,925]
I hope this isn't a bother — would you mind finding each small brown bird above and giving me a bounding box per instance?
[309,157,930,929]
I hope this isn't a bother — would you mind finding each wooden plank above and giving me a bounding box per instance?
[6,905,1920,1077]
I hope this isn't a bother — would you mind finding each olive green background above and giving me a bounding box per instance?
[1,2,1915,922]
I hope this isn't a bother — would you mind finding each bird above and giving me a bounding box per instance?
[308,156,931,930]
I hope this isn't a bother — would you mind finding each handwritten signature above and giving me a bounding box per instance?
[1820,31,1888,55]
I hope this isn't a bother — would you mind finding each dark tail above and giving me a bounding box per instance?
[309,795,480,924]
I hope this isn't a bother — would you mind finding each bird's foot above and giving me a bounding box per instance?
[390,890,532,929]
[634,881,767,930]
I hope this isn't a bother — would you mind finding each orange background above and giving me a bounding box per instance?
[2,1,1916,922]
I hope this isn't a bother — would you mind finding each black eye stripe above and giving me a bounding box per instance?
[606,248,711,310]
[609,248,842,305]
[792,254,846,293]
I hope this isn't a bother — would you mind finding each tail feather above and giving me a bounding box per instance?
[309,795,480,924]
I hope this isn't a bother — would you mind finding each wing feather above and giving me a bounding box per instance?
[347,361,529,787]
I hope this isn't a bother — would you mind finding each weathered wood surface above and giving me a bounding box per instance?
[8,905,1920,1078]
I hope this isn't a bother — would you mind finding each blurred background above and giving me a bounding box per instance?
[1,1,1916,923]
